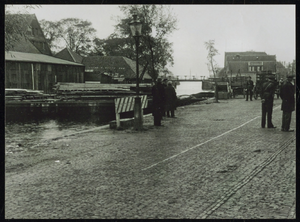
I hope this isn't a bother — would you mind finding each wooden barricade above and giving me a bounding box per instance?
[114,95,148,128]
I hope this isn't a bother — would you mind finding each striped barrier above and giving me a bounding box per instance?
[114,95,148,128]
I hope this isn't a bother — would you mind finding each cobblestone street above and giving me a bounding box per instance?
[5,98,296,219]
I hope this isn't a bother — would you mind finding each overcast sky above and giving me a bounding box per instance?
[9,4,295,78]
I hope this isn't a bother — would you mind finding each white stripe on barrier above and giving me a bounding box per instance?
[115,95,148,114]
[121,97,127,113]
[141,96,147,108]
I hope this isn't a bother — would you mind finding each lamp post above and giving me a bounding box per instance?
[129,14,143,130]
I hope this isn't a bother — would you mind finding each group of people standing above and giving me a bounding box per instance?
[151,78,177,126]
[151,75,295,131]
[245,75,295,132]
[260,75,295,132]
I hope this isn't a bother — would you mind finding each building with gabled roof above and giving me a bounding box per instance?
[55,48,83,64]
[6,14,52,56]
[5,14,85,93]
[82,56,152,83]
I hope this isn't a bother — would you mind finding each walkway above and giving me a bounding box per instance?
[5,98,296,219]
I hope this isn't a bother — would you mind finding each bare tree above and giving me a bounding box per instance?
[204,40,220,102]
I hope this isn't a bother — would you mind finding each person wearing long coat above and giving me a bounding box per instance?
[260,77,277,128]
[245,76,254,101]
[152,78,165,126]
[280,75,295,132]
[161,79,168,117]
[165,81,177,118]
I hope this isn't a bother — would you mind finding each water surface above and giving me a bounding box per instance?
[176,81,204,96]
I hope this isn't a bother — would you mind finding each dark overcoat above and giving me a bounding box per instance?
[165,85,177,111]
[246,80,254,90]
[280,81,295,112]
[260,80,276,110]
[152,82,165,116]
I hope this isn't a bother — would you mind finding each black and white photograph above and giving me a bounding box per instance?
[4,4,296,219]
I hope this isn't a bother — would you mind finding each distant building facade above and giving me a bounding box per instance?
[55,48,83,64]
[223,51,277,82]
[82,56,152,83]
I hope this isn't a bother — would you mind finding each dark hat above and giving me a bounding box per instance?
[287,75,294,79]
[163,78,168,82]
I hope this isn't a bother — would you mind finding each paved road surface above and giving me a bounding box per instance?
[5,98,296,219]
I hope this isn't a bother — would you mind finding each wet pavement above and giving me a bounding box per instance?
[5,97,296,219]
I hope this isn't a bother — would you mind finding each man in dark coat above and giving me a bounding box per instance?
[260,76,277,128]
[152,78,165,126]
[165,81,177,117]
[161,78,168,117]
[280,75,295,132]
[245,76,254,101]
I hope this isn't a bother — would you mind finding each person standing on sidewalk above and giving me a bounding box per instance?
[165,81,177,118]
[261,76,277,128]
[161,78,168,117]
[280,75,295,132]
[152,78,165,126]
[245,76,254,101]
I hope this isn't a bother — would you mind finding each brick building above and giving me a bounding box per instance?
[223,51,277,82]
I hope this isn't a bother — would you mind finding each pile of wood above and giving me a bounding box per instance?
[54,82,152,100]
[5,89,53,101]
[55,82,133,92]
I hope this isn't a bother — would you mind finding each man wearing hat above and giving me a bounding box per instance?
[152,77,165,126]
[280,75,295,132]
[245,76,254,101]
[161,78,168,117]
[260,76,277,128]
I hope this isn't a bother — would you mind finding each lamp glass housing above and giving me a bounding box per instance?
[129,15,142,37]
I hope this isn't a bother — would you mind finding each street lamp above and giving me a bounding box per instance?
[129,14,143,130]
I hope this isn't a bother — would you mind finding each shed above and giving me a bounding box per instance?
[5,51,85,93]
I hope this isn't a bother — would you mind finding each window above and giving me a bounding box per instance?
[248,66,251,72]
[257,66,260,71]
